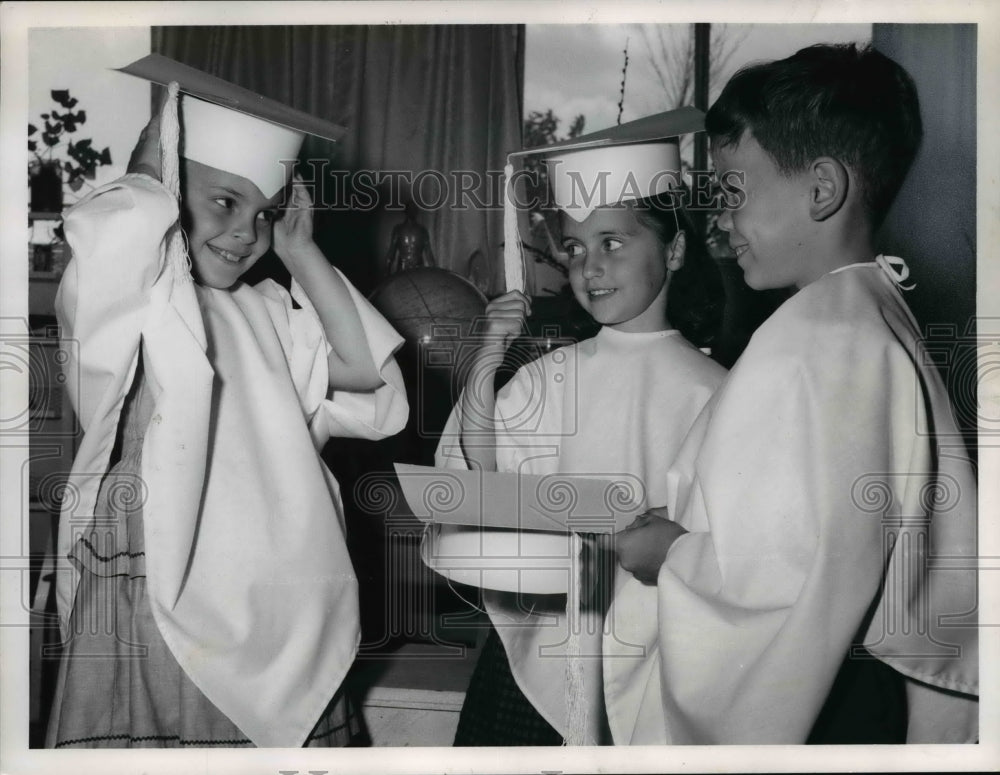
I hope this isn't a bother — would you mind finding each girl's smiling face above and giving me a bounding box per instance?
[181,160,281,289]
[561,204,679,333]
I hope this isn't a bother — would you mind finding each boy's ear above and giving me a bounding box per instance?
[665,230,686,272]
[809,157,849,221]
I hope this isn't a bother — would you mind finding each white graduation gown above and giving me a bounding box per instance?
[54,174,408,747]
[434,327,727,742]
[604,260,978,744]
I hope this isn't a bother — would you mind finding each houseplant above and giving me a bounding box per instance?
[28,89,112,214]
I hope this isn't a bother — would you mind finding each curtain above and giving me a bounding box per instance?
[153,25,524,295]
[872,24,977,450]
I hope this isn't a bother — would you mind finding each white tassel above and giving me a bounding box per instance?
[564,531,588,745]
[159,81,192,285]
[503,161,525,294]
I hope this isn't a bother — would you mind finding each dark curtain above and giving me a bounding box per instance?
[153,25,524,295]
[873,24,977,453]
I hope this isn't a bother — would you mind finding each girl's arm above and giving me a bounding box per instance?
[273,177,382,392]
[458,291,531,472]
[126,108,162,180]
[57,110,178,430]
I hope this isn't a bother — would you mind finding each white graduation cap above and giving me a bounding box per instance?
[117,54,346,198]
[502,106,704,291]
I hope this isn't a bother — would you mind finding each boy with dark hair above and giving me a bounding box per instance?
[707,42,923,230]
[607,43,978,744]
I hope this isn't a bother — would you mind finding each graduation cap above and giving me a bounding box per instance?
[117,54,346,197]
[502,106,704,291]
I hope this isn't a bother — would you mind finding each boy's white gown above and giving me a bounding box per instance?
[54,174,408,747]
[604,260,979,744]
[434,326,726,742]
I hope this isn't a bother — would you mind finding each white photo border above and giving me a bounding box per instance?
[2,2,997,773]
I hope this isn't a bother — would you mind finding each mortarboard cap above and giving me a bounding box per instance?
[512,105,703,224]
[117,54,346,198]
[501,106,704,292]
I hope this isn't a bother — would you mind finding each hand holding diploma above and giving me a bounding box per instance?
[614,506,687,585]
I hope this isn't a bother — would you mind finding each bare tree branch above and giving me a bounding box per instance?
[641,23,752,107]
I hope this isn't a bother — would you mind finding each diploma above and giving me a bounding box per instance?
[394,462,645,534]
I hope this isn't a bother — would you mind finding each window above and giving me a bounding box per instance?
[524,24,872,146]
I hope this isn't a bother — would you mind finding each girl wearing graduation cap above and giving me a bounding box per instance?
[45,56,408,748]
[428,108,727,745]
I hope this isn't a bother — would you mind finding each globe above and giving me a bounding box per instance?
[369,267,488,346]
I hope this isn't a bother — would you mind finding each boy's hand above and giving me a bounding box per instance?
[481,290,531,351]
[273,175,317,265]
[614,509,686,585]
[127,110,162,181]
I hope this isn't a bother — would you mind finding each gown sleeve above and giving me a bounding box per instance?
[52,174,183,632]
[56,174,178,430]
[650,293,977,744]
[253,272,408,447]
[651,345,895,742]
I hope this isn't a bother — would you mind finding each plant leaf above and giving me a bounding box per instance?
[51,89,71,106]
[28,123,37,135]
[28,140,37,152]
[99,148,112,165]
[69,177,84,192]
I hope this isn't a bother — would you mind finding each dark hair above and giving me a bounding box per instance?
[705,43,922,229]
[631,193,725,349]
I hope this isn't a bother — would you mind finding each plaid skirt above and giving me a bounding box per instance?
[44,566,366,748]
[454,626,563,747]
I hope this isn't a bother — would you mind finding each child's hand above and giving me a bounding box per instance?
[481,290,531,350]
[127,110,162,181]
[614,509,686,585]
[456,290,531,468]
[273,175,317,265]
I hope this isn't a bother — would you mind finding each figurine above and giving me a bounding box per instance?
[385,201,436,274]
